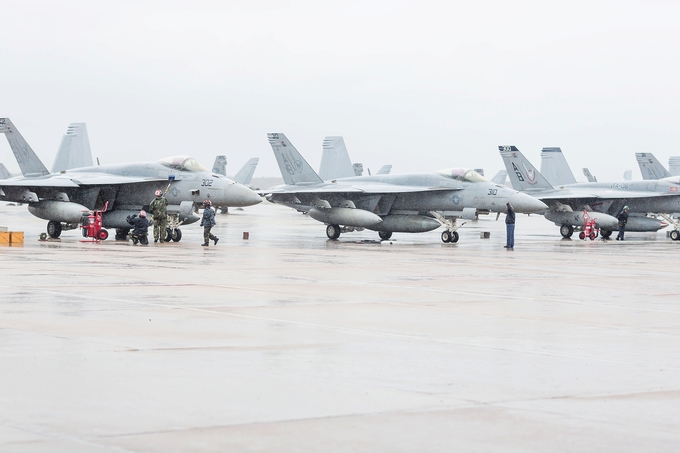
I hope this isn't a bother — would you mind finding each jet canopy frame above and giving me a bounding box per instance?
[435,168,489,183]
[157,156,207,172]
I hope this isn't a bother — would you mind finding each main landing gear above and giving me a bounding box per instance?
[326,224,341,240]
[47,220,62,239]
[560,225,574,238]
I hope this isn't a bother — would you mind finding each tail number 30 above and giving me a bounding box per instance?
[201,179,213,187]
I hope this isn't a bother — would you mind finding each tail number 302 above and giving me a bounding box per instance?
[201,179,213,187]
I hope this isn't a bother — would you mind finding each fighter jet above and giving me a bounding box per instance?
[264,133,547,242]
[0,118,262,240]
[499,146,678,239]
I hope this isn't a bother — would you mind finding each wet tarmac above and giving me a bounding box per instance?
[1,202,679,452]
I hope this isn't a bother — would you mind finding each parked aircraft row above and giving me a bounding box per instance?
[2,117,679,244]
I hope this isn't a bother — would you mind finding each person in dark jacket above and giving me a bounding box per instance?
[616,206,629,241]
[504,201,515,249]
[200,199,219,247]
[127,210,150,245]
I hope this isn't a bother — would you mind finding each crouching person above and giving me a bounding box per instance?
[127,210,150,245]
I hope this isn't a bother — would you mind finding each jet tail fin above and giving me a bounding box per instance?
[319,136,355,180]
[582,168,597,182]
[669,156,680,177]
[267,133,323,185]
[498,145,554,191]
[51,123,93,172]
[540,147,576,186]
[490,170,507,185]
[212,155,227,176]
[0,118,50,176]
[376,165,392,175]
[233,158,259,185]
[635,152,671,180]
[0,163,11,179]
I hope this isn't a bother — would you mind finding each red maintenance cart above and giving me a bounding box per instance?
[579,210,599,240]
[80,202,109,242]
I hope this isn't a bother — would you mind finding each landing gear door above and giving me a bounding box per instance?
[179,200,194,217]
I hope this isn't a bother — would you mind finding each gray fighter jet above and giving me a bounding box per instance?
[0,118,262,240]
[499,146,678,239]
[264,133,547,242]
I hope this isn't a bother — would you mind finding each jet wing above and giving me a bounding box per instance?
[264,183,461,195]
[533,189,679,200]
[0,174,168,188]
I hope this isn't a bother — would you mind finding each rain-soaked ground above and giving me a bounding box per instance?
[0,201,679,452]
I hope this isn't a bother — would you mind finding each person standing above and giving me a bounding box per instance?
[616,206,629,241]
[200,199,219,247]
[149,189,168,243]
[504,201,515,249]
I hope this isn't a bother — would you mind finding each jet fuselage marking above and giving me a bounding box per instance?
[511,162,525,182]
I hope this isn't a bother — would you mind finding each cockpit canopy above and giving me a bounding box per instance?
[157,156,207,172]
[436,168,489,183]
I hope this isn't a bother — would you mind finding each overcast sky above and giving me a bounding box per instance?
[2,0,679,181]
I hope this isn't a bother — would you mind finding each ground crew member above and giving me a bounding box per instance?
[127,210,150,245]
[200,199,219,247]
[504,201,515,249]
[616,206,629,241]
[149,189,168,243]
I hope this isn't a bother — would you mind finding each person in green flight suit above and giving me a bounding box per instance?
[149,189,168,243]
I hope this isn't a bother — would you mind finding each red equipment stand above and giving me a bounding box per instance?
[579,210,599,241]
[80,201,109,242]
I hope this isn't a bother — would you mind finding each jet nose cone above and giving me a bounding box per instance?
[509,192,547,213]
[229,183,262,207]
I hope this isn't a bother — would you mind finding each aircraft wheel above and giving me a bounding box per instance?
[378,231,392,240]
[578,231,585,240]
[560,225,574,238]
[47,221,62,239]
[115,228,129,240]
[601,229,612,239]
[451,231,459,243]
[165,228,173,242]
[670,230,680,241]
[589,232,596,240]
[97,229,109,241]
[326,224,341,240]
[441,231,452,243]
[171,228,182,242]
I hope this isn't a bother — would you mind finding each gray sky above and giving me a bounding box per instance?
[2,0,679,181]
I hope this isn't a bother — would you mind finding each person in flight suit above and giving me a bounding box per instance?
[149,189,168,243]
[616,206,629,241]
[200,199,219,247]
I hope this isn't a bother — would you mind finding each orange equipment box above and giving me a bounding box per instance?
[0,232,10,245]
[10,232,24,245]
